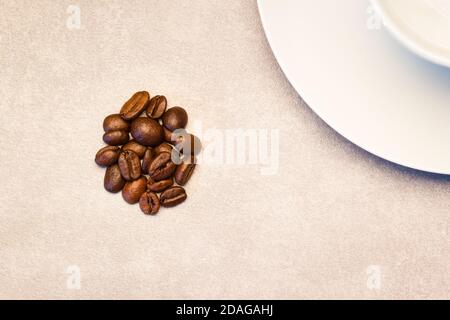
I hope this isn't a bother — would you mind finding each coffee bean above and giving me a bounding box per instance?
[148,152,177,181]
[122,176,147,204]
[120,91,150,121]
[130,117,164,147]
[95,146,121,167]
[154,142,174,155]
[147,176,173,193]
[118,150,141,181]
[160,186,187,207]
[122,140,147,158]
[103,130,130,146]
[141,148,154,174]
[163,126,175,142]
[162,107,188,131]
[139,191,160,215]
[153,142,181,165]
[173,132,202,156]
[104,164,126,193]
[97,91,199,212]
[174,158,196,186]
[103,114,130,132]
[146,95,167,119]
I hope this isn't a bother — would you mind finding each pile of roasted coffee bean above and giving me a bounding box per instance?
[95,91,201,215]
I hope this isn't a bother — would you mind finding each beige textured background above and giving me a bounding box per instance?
[0,0,449,300]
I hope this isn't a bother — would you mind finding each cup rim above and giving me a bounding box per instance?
[371,0,450,68]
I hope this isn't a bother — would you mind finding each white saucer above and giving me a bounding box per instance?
[258,0,450,174]
[372,0,450,68]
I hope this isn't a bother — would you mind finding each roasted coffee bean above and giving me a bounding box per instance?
[103,114,130,132]
[130,117,164,147]
[104,164,126,193]
[122,177,147,204]
[103,130,130,146]
[174,158,196,186]
[173,132,202,156]
[141,148,154,174]
[120,91,150,121]
[160,186,187,207]
[118,150,141,181]
[122,140,147,158]
[162,107,188,131]
[146,95,167,119]
[147,176,173,193]
[148,152,177,181]
[98,91,199,211]
[154,142,173,155]
[163,126,175,142]
[139,191,160,215]
[95,146,121,167]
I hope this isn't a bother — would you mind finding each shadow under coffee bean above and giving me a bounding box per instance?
[95,91,201,216]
